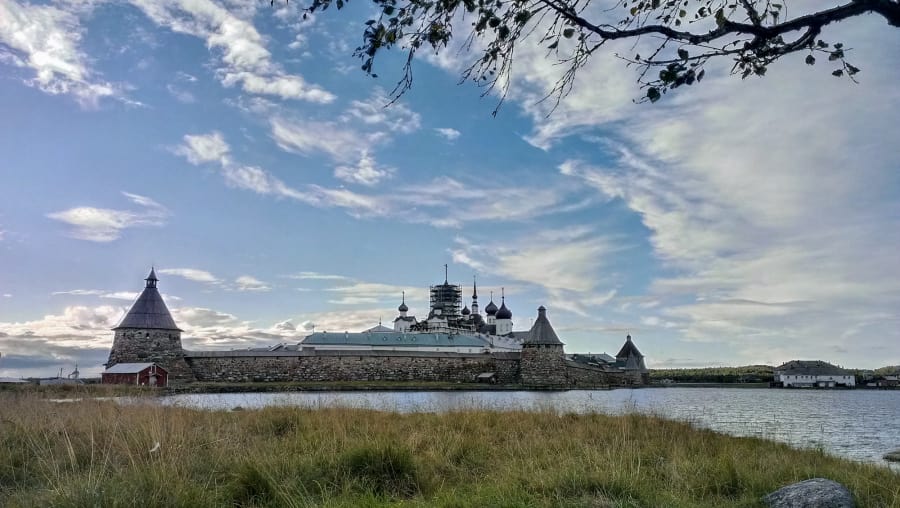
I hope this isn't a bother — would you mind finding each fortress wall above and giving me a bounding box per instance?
[564,361,615,387]
[185,350,521,384]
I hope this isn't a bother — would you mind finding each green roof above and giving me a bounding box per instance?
[302,331,492,348]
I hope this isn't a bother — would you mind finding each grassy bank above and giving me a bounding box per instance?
[1,394,898,507]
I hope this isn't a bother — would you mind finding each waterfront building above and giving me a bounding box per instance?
[773,360,855,388]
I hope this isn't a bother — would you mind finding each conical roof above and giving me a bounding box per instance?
[616,334,643,359]
[114,269,180,331]
[524,306,563,345]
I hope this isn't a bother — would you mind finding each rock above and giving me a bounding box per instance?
[883,450,900,462]
[762,478,854,508]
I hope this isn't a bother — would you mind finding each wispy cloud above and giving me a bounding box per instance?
[451,227,626,316]
[285,272,352,281]
[46,192,169,242]
[174,131,230,165]
[0,0,122,107]
[52,289,139,301]
[434,127,461,141]
[234,275,270,292]
[128,0,334,103]
[158,268,220,284]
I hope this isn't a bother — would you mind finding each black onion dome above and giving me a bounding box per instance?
[496,301,512,319]
[398,302,409,312]
[461,305,471,315]
[484,300,498,315]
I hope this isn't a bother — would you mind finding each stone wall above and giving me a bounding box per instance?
[520,344,568,386]
[565,361,613,387]
[185,350,521,384]
[108,329,195,382]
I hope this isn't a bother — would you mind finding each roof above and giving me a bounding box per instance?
[484,300,498,315]
[774,360,850,376]
[523,306,564,345]
[114,270,180,331]
[301,331,493,348]
[364,324,394,333]
[103,362,164,374]
[615,335,643,359]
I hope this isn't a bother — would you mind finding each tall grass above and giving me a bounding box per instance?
[0,392,898,507]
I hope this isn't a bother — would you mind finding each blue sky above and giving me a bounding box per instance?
[1,0,899,377]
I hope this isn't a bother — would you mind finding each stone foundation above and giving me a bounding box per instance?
[107,329,195,382]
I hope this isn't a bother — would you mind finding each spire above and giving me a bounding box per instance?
[472,275,478,299]
[496,287,512,320]
[444,263,449,284]
[145,267,158,288]
[398,291,408,313]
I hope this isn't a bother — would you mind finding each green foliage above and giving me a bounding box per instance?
[296,0,895,108]
[337,443,420,497]
[650,364,774,383]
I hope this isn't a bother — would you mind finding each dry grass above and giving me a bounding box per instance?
[0,391,898,507]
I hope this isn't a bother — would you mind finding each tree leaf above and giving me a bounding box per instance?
[805,55,815,65]
[677,48,689,60]
[832,69,843,77]
[647,87,661,102]
[563,28,575,38]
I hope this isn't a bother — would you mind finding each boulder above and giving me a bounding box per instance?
[762,478,854,508]
[883,449,900,462]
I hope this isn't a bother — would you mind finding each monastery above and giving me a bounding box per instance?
[104,269,649,387]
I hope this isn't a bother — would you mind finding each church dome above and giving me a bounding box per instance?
[398,302,408,312]
[496,301,512,320]
[461,305,471,316]
[484,300,498,315]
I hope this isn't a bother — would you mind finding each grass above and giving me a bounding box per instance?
[0,392,898,507]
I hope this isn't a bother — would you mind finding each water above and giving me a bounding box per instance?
[151,387,900,468]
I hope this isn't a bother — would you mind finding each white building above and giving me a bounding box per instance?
[774,360,855,388]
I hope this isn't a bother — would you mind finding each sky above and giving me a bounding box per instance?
[1,0,898,378]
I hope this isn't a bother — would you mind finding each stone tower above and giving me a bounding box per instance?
[615,334,648,385]
[107,268,194,382]
[520,306,568,386]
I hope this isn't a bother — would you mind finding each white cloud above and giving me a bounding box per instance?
[333,152,395,186]
[158,268,220,283]
[129,0,334,103]
[52,289,139,301]
[434,127,461,141]
[46,191,169,242]
[342,89,421,134]
[451,228,625,316]
[235,275,270,292]
[270,117,374,163]
[0,0,121,107]
[285,272,352,281]
[174,131,231,165]
[166,84,196,103]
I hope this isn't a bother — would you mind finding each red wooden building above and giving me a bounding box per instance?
[102,363,168,387]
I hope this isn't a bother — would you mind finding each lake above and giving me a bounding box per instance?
[152,387,900,469]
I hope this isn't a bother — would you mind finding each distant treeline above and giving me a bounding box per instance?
[651,364,900,383]
[649,365,774,383]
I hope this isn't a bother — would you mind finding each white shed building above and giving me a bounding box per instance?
[774,360,855,388]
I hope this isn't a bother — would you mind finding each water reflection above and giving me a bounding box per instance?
[152,388,900,468]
